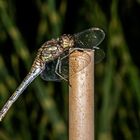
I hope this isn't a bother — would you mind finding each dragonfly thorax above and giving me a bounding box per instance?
[33,35,74,67]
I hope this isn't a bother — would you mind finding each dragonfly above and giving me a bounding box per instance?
[0,27,105,121]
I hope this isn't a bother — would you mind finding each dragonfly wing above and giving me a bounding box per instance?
[40,60,62,81]
[40,52,69,81]
[94,48,105,63]
[73,27,105,63]
[74,27,105,49]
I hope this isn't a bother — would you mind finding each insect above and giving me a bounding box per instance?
[0,27,105,121]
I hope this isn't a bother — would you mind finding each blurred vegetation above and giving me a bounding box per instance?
[0,0,140,140]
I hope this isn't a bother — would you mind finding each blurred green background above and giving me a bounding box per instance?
[0,0,140,140]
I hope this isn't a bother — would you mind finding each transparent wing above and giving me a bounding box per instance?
[40,60,62,81]
[74,27,105,49]
[40,52,69,81]
[74,27,105,63]
[94,48,105,64]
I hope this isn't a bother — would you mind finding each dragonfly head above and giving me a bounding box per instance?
[59,34,74,50]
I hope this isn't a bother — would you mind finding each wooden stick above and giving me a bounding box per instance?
[69,49,94,140]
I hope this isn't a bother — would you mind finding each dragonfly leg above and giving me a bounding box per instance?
[55,57,68,81]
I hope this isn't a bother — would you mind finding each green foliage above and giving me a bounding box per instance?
[0,0,139,140]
